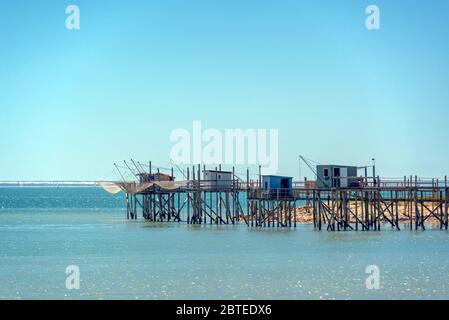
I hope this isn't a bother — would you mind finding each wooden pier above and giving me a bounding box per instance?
[302,185,449,231]
[110,161,449,231]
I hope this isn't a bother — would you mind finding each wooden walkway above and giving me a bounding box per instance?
[114,161,448,231]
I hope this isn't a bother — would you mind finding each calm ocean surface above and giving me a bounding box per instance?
[0,187,448,300]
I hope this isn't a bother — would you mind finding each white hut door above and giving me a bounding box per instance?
[340,168,348,188]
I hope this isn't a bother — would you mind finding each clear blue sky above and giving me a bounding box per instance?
[0,0,448,180]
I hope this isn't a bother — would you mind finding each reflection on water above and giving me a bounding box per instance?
[0,187,448,299]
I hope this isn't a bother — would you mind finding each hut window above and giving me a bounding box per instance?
[333,168,340,177]
[218,174,221,180]
[323,168,329,178]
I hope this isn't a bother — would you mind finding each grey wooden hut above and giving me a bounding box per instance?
[316,165,359,189]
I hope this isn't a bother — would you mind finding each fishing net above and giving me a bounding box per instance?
[98,182,123,195]
[101,180,193,194]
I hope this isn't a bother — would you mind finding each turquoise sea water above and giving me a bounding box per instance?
[0,187,448,300]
